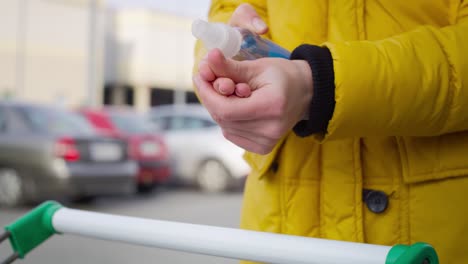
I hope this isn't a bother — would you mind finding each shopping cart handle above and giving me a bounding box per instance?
[386,243,437,264]
[2,201,439,264]
[2,201,62,263]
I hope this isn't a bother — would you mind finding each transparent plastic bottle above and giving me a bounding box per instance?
[191,19,290,61]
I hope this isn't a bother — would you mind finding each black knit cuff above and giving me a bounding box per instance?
[290,44,335,137]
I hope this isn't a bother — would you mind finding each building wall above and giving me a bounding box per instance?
[104,9,197,111]
[0,1,21,98]
[105,9,195,90]
[0,1,197,111]
[0,0,104,108]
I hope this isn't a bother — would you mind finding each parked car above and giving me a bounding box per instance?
[0,101,138,207]
[78,107,171,192]
[147,104,250,193]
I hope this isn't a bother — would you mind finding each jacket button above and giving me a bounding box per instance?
[271,161,279,173]
[363,189,388,214]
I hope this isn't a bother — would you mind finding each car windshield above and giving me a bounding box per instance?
[109,112,153,134]
[21,107,95,136]
[151,115,218,132]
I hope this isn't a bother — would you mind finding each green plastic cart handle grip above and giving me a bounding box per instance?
[386,242,438,264]
[3,201,63,259]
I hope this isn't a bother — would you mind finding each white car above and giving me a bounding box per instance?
[147,104,250,192]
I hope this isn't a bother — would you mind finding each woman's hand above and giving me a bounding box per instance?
[198,3,269,97]
[229,3,268,35]
[193,49,313,154]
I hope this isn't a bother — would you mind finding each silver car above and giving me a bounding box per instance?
[147,104,250,192]
[0,102,138,207]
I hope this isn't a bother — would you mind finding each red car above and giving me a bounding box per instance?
[78,107,171,192]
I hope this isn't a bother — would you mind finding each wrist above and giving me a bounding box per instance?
[292,60,314,121]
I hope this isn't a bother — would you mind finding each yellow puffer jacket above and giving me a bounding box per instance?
[195,1,468,263]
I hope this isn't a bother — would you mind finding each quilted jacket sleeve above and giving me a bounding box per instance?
[322,2,468,139]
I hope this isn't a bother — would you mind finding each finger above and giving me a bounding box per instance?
[194,74,286,122]
[222,118,286,141]
[193,74,217,99]
[206,49,255,83]
[222,129,273,155]
[234,83,252,98]
[213,77,236,96]
[193,74,256,120]
[229,3,268,34]
[195,75,288,144]
[198,60,216,82]
[195,74,284,121]
[193,74,231,109]
[222,126,275,147]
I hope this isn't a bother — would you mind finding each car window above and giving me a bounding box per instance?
[150,112,218,132]
[19,107,95,136]
[168,116,185,131]
[7,107,33,133]
[150,116,170,131]
[151,116,184,131]
[0,107,7,133]
[109,113,154,134]
[164,116,217,131]
[183,116,216,130]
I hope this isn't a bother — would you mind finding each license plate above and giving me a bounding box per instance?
[140,142,160,156]
[90,142,122,162]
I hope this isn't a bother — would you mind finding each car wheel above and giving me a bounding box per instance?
[196,159,231,193]
[0,168,23,207]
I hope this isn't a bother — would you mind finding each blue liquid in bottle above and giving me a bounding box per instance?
[192,19,290,61]
[234,28,290,60]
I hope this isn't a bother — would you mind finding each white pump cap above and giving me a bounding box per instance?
[191,19,242,58]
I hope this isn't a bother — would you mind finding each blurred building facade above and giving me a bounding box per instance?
[0,0,198,111]
[104,9,198,112]
[0,0,105,108]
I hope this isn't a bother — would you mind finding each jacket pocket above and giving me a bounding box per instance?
[398,131,468,183]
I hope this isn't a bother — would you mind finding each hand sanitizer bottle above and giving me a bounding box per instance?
[192,19,290,61]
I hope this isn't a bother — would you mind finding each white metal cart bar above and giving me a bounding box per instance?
[1,201,438,264]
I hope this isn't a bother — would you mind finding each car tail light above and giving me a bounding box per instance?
[55,137,80,162]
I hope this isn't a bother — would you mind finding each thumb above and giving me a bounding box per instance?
[206,49,254,83]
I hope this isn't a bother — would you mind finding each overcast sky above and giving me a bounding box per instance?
[106,0,211,18]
